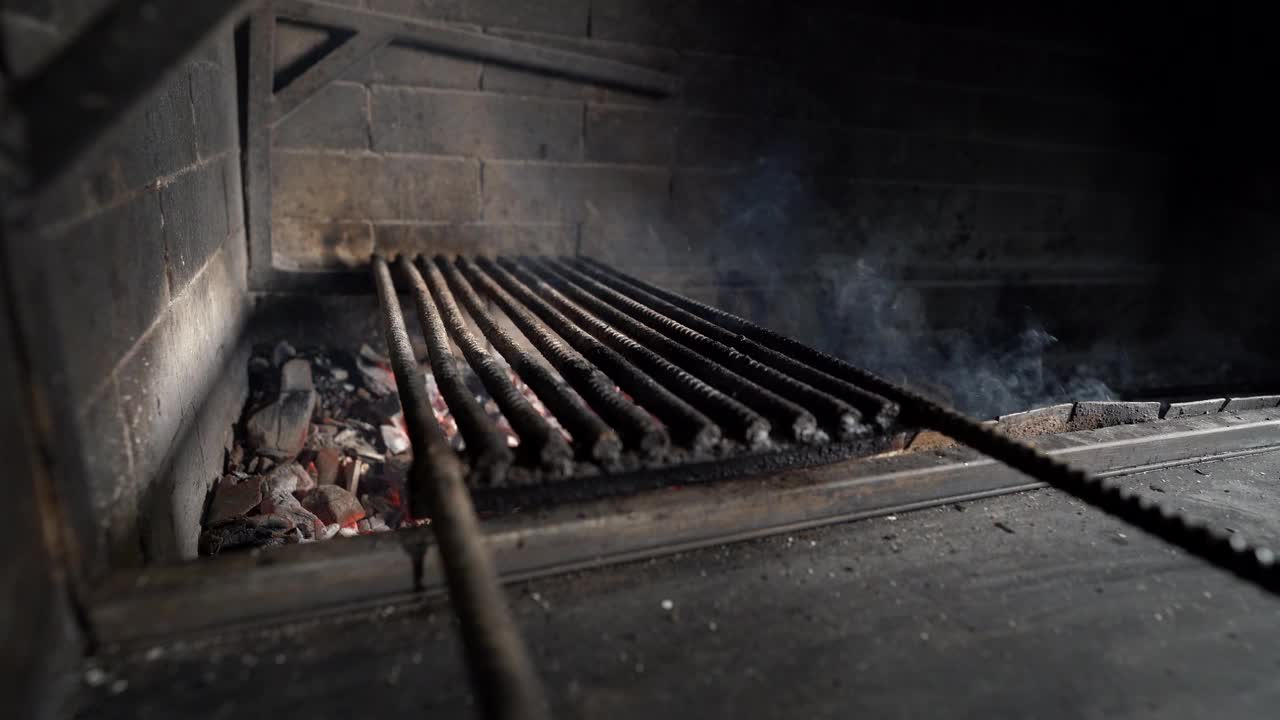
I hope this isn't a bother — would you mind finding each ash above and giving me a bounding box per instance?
[199,340,420,556]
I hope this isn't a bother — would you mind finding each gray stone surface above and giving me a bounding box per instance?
[77,380,141,566]
[586,106,677,165]
[160,161,229,292]
[189,39,239,159]
[1163,398,1227,420]
[368,0,466,22]
[345,42,481,88]
[372,222,577,258]
[272,218,375,270]
[275,82,371,150]
[90,68,199,200]
[996,403,1074,438]
[272,151,481,221]
[371,87,583,160]
[466,0,588,35]
[480,162,669,223]
[41,191,169,400]
[1224,395,1280,412]
[1068,401,1162,432]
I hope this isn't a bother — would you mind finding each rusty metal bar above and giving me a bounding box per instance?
[437,257,621,464]
[486,259,722,452]
[417,256,573,473]
[569,258,899,430]
[507,259,770,448]
[398,257,513,486]
[460,257,668,456]
[524,259,823,444]
[371,256,548,720]
[545,258,857,439]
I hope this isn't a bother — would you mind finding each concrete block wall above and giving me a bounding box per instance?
[271,1,1168,281]
[267,0,1184,413]
[3,5,250,567]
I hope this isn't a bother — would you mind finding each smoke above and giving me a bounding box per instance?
[705,159,1120,419]
[817,256,1116,418]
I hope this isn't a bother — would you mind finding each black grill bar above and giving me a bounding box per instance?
[527,259,825,443]
[399,257,513,486]
[569,258,899,430]
[459,257,669,456]
[436,256,621,464]
[489,258,725,451]
[414,256,574,474]
[371,256,548,720]
[506,259,771,448]
[512,257,778,445]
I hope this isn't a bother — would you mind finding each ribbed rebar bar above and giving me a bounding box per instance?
[575,257,1280,599]
[371,256,549,720]
[458,257,668,456]
[436,256,621,464]
[519,260,818,443]
[509,254,768,448]
[486,258,722,451]
[399,256,513,486]
[548,258,859,440]
[570,258,899,430]
[416,256,574,474]
[506,258,771,448]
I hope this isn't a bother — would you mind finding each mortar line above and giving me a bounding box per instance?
[77,246,231,414]
[34,149,236,240]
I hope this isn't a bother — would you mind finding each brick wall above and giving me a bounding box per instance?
[3,4,249,566]
[267,0,1187,411]
[272,2,1168,279]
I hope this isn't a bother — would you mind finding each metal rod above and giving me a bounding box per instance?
[526,259,822,443]
[511,258,770,448]
[574,258,1280,598]
[371,256,549,720]
[417,256,574,473]
[570,258,899,430]
[437,256,621,464]
[491,258,723,451]
[460,257,668,456]
[398,257,513,486]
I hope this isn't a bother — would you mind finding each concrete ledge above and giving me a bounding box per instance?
[1067,401,1161,432]
[1163,398,1227,419]
[997,403,1074,438]
[1224,395,1280,412]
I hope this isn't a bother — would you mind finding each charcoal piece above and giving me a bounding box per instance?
[206,475,263,525]
[303,485,366,526]
[199,515,293,556]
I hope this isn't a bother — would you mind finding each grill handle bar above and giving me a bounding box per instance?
[372,256,549,720]
[579,258,1280,597]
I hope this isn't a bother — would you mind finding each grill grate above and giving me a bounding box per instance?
[377,254,905,502]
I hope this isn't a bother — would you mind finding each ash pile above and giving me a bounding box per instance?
[199,341,416,555]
